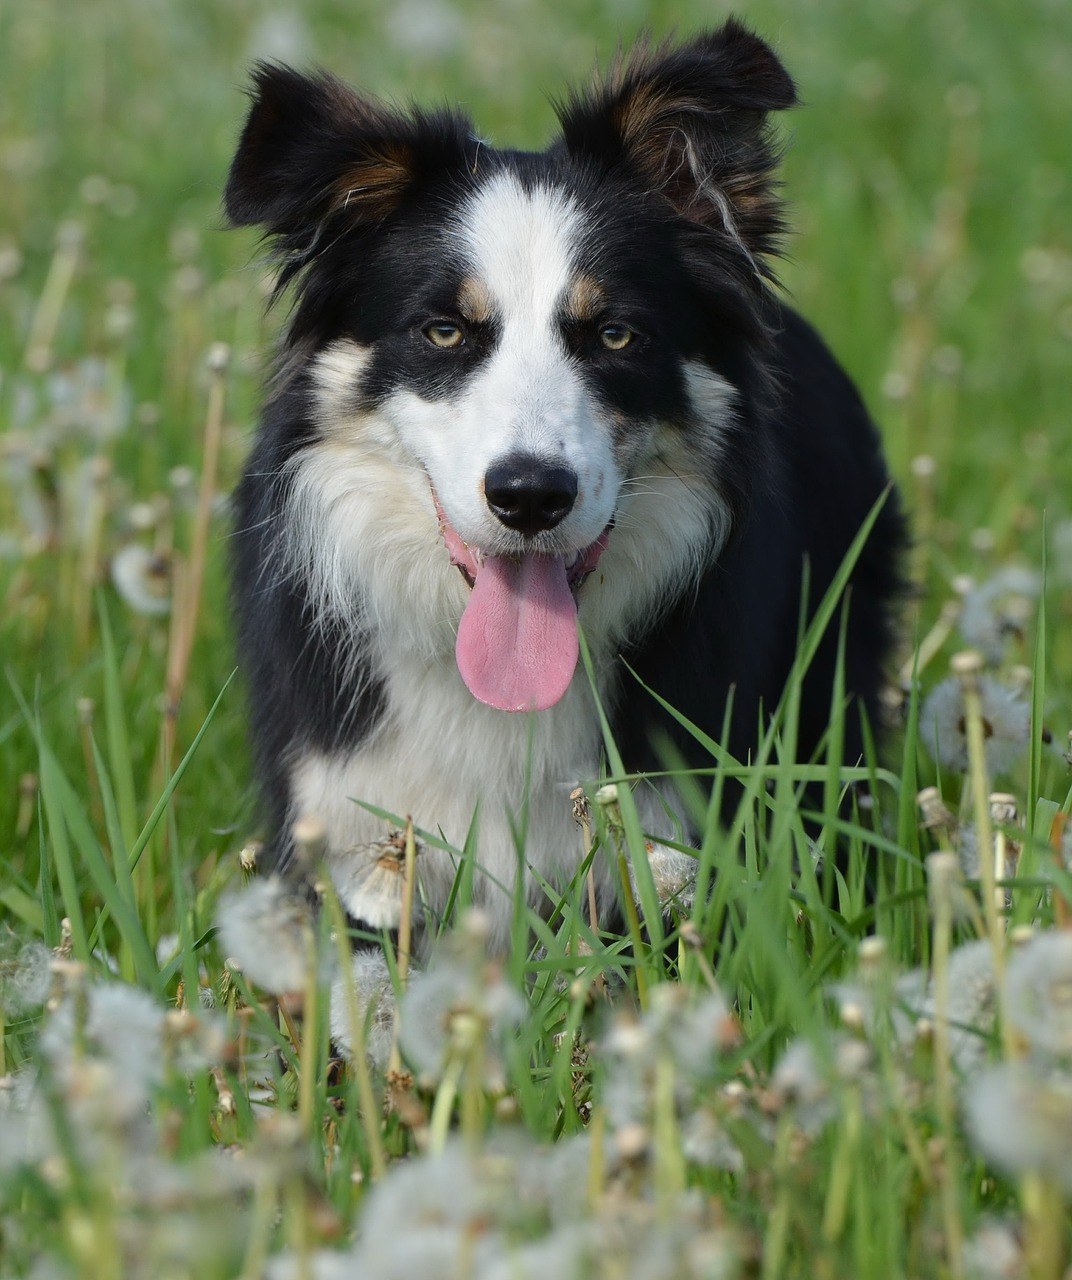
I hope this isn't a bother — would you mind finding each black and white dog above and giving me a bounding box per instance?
[225,21,903,947]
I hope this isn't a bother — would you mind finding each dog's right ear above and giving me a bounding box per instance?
[225,63,471,241]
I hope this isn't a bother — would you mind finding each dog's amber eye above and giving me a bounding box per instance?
[423,321,465,349]
[599,324,634,351]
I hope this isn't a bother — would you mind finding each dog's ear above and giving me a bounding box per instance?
[225,63,471,241]
[556,21,798,262]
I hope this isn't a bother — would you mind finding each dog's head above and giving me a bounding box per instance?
[226,22,796,711]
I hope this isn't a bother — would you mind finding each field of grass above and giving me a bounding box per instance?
[2,0,1072,1276]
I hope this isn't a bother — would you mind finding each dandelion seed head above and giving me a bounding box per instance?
[0,930,52,1015]
[955,823,981,879]
[771,1034,872,1132]
[898,939,997,1071]
[964,1062,1072,1190]
[397,941,523,1086]
[919,675,1030,775]
[1005,931,1072,1058]
[216,876,312,995]
[958,566,1040,662]
[480,1227,594,1280]
[629,843,696,912]
[926,850,976,923]
[329,949,396,1069]
[48,982,165,1082]
[962,1217,1023,1280]
[681,1106,745,1174]
[110,543,171,616]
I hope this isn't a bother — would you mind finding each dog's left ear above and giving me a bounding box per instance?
[556,20,797,262]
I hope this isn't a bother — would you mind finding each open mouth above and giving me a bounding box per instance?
[432,490,612,713]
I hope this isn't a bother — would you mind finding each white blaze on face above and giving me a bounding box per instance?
[387,170,620,553]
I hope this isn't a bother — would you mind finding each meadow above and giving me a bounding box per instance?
[2,0,1072,1276]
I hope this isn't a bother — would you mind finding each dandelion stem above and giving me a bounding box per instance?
[1021,1172,1065,1280]
[652,1055,686,1218]
[761,1114,796,1280]
[428,1053,464,1155]
[297,922,320,1144]
[927,852,966,1280]
[614,838,648,1008]
[387,817,419,1079]
[955,655,1004,958]
[237,1174,279,1280]
[821,1085,862,1245]
[322,882,387,1179]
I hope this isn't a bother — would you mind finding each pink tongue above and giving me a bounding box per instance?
[455,553,579,712]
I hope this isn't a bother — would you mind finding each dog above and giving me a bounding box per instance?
[225,20,904,949]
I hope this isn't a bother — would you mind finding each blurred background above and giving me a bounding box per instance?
[1,0,1070,880]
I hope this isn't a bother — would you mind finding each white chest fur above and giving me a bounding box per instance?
[290,648,615,950]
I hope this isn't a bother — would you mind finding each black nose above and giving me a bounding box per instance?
[484,455,578,536]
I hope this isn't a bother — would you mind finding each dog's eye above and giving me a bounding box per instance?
[599,324,634,351]
[423,321,465,350]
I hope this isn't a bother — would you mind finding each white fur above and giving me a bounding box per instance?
[280,182,740,943]
[291,663,613,953]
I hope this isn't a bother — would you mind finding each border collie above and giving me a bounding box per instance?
[225,21,903,948]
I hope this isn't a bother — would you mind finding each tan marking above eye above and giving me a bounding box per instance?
[565,273,606,322]
[600,324,634,351]
[456,276,494,324]
[424,321,465,349]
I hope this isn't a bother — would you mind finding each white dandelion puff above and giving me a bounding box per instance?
[963,1062,1072,1190]
[216,876,315,995]
[628,842,696,913]
[329,949,397,1069]
[1004,931,1072,1058]
[681,1106,745,1174]
[958,566,1040,662]
[110,543,171,616]
[41,981,168,1111]
[962,1218,1023,1280]
[896,939,997,1072]
[397,937,524,1087]
[919,675,1030,775]
[771,1034,873,1133]
[0,930,52,1015]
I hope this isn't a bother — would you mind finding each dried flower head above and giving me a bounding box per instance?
[332,831,416,931]
[919,675,1030,775]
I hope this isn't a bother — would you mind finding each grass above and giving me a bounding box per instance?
[2,0,1072,1276]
